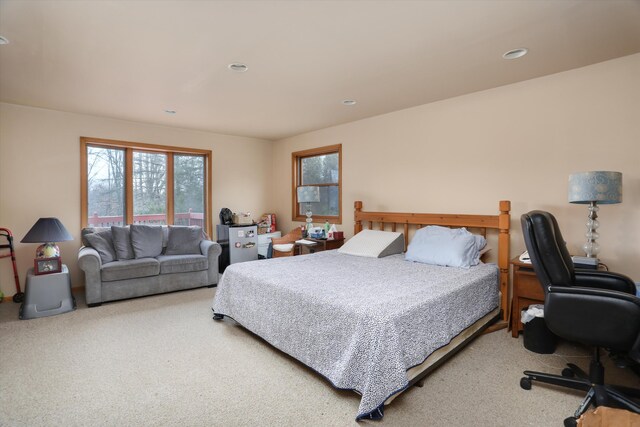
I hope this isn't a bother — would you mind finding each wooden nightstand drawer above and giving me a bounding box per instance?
[517,271,545,300]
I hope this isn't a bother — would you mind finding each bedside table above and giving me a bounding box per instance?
[297,237,344,255]
[510,257,545,337]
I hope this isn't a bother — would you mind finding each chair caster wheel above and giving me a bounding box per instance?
[563,416,578,427]
[520,377,532,390]
[562,368,575,378]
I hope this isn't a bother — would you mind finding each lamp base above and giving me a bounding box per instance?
[35,242,59,259]
[583,202,600,258]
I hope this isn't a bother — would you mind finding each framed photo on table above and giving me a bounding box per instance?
[34,257,62,275]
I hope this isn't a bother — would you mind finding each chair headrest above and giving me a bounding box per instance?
[521,211,575,288]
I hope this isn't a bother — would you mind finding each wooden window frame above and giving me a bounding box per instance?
[291,144,342,224]
[80,137,213,237]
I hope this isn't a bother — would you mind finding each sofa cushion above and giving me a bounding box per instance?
[84,230,117,264]
[111,226,135,260]
[130,224,163,259]
[101,258,160,282]
[156,255,208,274]
[165,226,203,255]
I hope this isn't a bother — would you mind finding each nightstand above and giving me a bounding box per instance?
[297,237,344,255]
[510,257,544,337]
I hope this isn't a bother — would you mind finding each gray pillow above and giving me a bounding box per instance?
[130,224,163,259]
[165,226,203,255]
[84,230,116,264]
[111,226,135,260]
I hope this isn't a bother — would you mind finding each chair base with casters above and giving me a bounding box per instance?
[520,347,640,427]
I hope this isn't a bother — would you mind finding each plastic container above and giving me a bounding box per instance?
[522,305,557,354]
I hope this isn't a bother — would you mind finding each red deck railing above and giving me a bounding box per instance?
[88,209,203,227]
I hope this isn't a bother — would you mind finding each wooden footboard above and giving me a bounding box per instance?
[353,200,511,323]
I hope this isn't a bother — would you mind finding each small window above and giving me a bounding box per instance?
[292,144,342,224]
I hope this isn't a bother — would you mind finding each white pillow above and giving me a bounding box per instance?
[405,226,481,268]
[337,230,404,258]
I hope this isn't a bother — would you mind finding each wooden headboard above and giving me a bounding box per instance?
[353,200,511,323]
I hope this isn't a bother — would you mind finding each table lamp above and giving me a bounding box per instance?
[297,186,320,232]
[21,217,73,259]
[568,171,622,258]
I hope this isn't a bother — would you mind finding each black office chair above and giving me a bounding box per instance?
[520,210,640,427]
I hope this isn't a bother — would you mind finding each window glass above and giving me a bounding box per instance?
[86,146,125,227]
[82,138,212,235]
[133,152,167,225]
[301,153,339,185]
[174,154,205,228]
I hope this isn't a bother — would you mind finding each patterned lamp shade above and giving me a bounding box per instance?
[568,171,622,204]
[297,186,320,203]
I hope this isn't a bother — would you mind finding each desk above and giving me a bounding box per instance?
[296,238,344,255]
[510,257,544,337]
[20,265,76,320]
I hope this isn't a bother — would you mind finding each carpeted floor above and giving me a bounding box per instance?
[0,287,638,426]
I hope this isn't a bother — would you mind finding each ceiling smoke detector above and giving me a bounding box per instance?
[503,48,528,60]
[228,63,248,73]
[164,109,177,115]
[342,99,357,106]
[0,36,9,45]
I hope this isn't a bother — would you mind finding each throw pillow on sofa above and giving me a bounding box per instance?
[111,226,135,260]
[165,226,203,255]
[130,224,163,259]
[84,230,117,264]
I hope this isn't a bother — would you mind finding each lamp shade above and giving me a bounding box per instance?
[568,171,622,204]
[21,218,73,243]
[297,186,320,203]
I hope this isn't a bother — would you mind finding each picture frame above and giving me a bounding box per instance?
[34,257,62,275]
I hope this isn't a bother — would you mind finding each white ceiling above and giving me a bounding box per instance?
[1,0,640,141]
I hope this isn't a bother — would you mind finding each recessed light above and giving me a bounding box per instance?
[342,99,357,106]
[164,109,176,115]
[228,63,248,73]
[503,48,528,60]
[0,36,9,45]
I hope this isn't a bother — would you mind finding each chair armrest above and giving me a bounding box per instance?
[546,286,640,351]
[574,269,636,294]
[78,247,103,305]
[200,240,222,285]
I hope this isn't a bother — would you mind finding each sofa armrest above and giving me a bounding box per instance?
[200,240,222,285]
[78,246,103,305]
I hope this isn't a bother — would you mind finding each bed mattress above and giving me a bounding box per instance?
[212,251,499,419]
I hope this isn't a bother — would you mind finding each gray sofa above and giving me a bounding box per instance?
[78,225,222,307]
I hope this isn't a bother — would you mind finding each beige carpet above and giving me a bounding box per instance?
[1,287,638,426]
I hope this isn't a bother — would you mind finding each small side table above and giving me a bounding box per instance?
[20,264,76,320]
[297,238,344,255]
[510,257,544,337]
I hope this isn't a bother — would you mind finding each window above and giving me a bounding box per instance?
[292,144,342,224]
[81,137,212,236]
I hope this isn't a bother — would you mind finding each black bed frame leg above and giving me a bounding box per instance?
[415,379,425,388]
[213,313,224,321]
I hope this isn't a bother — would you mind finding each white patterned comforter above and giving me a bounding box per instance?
[212,251,499,420]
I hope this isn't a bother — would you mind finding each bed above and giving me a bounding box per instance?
[212,200,511,420]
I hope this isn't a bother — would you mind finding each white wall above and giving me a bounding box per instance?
[0,103,273,296]
[272,53,640,282]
